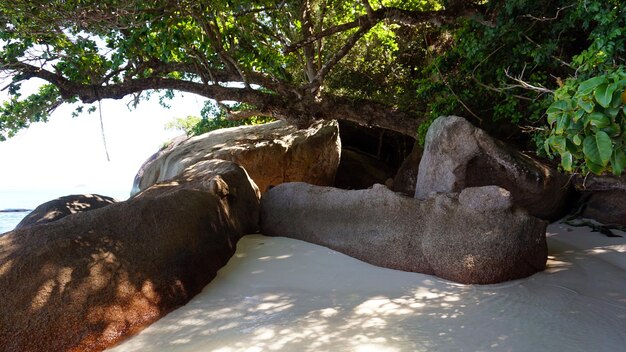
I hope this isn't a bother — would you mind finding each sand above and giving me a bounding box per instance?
[108,222,626,352]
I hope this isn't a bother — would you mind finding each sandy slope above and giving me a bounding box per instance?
[109,223,626,352]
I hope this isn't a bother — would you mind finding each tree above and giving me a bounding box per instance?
[0,0,479,140]
[1,0,625,175]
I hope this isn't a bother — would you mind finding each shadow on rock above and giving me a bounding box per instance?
[16,194,117,229]
[0,160,260,352]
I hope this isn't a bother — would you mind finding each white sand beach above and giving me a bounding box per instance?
[109,222,626,352]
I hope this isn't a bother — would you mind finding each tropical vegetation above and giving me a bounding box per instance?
[1,0,625,175]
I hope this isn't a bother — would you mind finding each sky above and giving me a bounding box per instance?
[0,85,208,209]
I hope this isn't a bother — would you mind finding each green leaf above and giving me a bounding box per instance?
[573,109,585,123]
[555,113,569,134]
[573,135,582,146]
[566,138,578,154]
[561,151,573,171]
[549,135,567,154]
[577,76,607,96]
[610,90,623,108]
[594,83,618,108]
[544,138,552,156]
[605,107,620,118]
[577,97,594,113]
[585,158,605,175]
[604,123,621,137]
[583,131,613,167]
[546,100,570,115]
[588,112,611,128]
[611,149,626,176]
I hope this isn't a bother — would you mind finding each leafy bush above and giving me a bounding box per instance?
[545,69,626,175]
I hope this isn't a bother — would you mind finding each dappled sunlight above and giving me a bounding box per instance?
[587,245,626,254]
[0,189,241,351]
[544,255,573,273]
[0,257,13,277]
[354,296,416,316]
[110,231,626,351]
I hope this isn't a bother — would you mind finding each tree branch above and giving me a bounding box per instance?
[362,0,374,18]
[504,65,554,94]
[308,22,373,93]
[3,60,278,106]
[284,6,478,54]
[225,109,264,121]
[191,9,250,88]
[520,3,576,22]
[301,0,317,83]
[3,55,422,137]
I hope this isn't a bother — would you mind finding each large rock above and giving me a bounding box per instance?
[132,120,341,195]
[261,182,547,284]
[15,194,117,229]
[566,174,626,226]
[0,160,260,352]
[415,116,571,220]
[580,191,626,226]
[131,134,189,195]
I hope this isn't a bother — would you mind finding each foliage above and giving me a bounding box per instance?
[405,0,626,175]
[189,102,274,136]
[165,101,274,136]
[414,1,580,127]
[5,0,508,140]
[542,0,626,175]
[545,69,626,175]
[0,85,63,141]
[1,0,626,176]
[165,115,202,135]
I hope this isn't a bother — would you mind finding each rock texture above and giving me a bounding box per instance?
[132,120,341,195]
[261,182,547,284]
[0,160,260,352]
[15,194,117,229]
[131,134,189,195]
[393,142,422,196]
[580,191,626,226]
[415,116,571,220]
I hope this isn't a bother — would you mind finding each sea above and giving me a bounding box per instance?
[0,211,29,234]
[0,188,131,236]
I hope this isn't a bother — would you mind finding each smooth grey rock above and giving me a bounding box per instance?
[415,116,571,220]
[261,182,547,284]
[458,186,513,211]
[131,134,189,195]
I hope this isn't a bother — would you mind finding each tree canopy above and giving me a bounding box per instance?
[1,0,625,175]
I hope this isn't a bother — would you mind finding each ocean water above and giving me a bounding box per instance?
[0,188,130,235]
[0,211,29,234]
